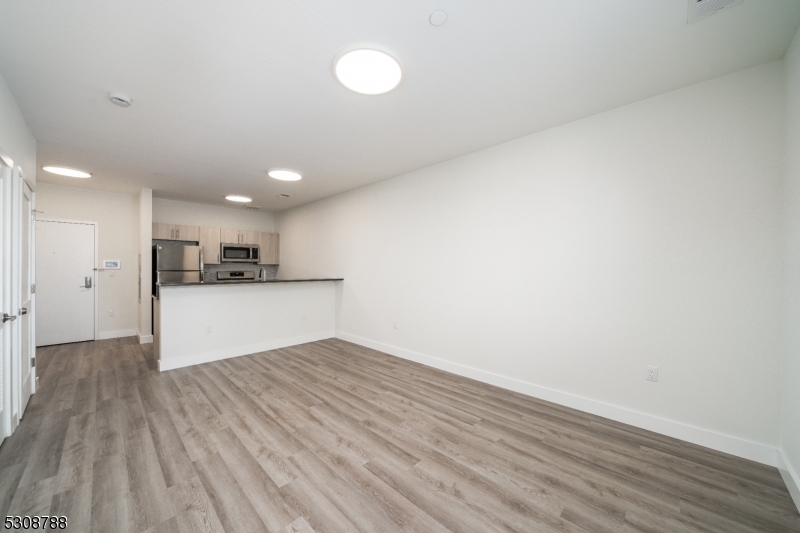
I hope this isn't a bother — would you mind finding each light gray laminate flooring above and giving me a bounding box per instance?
[0,337,797,532]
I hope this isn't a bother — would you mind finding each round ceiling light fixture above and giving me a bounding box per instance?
[334,48,402,95]
[108,92,132,108]
[225,195,252,203]
[268,169,302,181]
[42,166,92,178]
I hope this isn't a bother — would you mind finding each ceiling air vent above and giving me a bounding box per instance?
[277,194,291,198]
[688,0,742,24]
[242,205,262,210]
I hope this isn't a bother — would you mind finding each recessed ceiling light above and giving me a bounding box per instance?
[429,11,447,25]
[268,169,302,181]
[42,166,92,178]
[334,49,402,95]
[225,195,252,203]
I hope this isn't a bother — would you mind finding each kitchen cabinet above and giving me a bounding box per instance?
[199,226,221,264]
[240,230,258,245]
[257,232,280,265]
[152,223,199,241]
[221,228,258,245]
[220,228,240,244]
[152,223,174,240]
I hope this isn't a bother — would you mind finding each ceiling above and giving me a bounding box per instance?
[1,1,799,212]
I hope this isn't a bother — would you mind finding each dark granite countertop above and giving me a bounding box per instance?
[158,278,343,287]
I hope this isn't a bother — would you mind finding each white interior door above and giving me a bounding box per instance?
[36,220,96,346]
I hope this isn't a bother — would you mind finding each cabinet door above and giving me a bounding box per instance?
[199,227,221,264]
[174,224,199,242]
[152,223,176,240]
[239,230,258,246]
[257,232,280,264]
[220,228,240,244]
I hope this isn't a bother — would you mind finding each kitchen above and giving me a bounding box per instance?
[151,220,342,371]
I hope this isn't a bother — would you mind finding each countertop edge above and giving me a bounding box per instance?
[158,278,343,287]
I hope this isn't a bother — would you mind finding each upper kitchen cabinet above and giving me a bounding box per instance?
[221,228,258,245]
[220,227,240,244]
[199,226,221,264]
[153,223,199,241]
[257,232,280,265]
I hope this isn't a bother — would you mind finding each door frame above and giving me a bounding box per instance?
[23,180,35,397]
[0,148,10,442]
[36,218,100,342]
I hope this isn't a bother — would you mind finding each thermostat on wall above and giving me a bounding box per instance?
[103,260,121,270]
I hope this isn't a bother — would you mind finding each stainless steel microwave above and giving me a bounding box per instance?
[220,243,260,263]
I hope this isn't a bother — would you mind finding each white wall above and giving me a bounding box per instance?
[36,183,139,338]
[153,198,276,232]
[278,61,785,460]
[0,71,36,184]
[780,26,800,507]
[138,188,153,342]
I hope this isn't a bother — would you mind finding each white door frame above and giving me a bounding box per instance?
[23,180,35,397]
[36,218,99,342]
[0,147,11,442]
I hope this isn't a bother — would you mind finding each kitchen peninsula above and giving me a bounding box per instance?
[154,278,342,371]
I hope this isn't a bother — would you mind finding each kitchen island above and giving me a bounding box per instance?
[154,279,342,371]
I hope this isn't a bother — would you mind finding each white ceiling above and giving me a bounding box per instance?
[1,0,799,212]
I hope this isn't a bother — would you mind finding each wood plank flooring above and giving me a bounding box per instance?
[1,336,797,532]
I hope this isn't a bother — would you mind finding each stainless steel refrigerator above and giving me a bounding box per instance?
[152,244,203,294]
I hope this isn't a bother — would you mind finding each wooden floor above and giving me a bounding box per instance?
[0,338,797,533]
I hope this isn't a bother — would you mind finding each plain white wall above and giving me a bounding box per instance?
[278,61,785,449]
[36,183,139,337]
[781,26,800,501]
[153,198,276,232]
[0,71,36,184]
[138,188,153,340]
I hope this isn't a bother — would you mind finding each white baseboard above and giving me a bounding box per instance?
[137,330,153,344]
[778,450,800,513]
[336,331,780,468]
[97,329,138,340]
[159,331,336,372]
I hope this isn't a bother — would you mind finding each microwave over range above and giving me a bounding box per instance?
[220,243,260,263]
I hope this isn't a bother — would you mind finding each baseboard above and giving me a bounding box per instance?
[159,330,336,372]
[97,329,138,340]
[336,331,780,468]
[137,330,153,344]
[778,450,800,513]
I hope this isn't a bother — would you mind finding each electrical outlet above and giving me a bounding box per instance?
[205,326,212,334]
[302,313,307,321]
[108,310,114,317]
[646,366,659,382]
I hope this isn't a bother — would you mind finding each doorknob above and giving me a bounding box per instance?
[2,313,16,323]
[79,276,93,289]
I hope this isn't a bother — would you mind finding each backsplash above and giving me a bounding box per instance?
[205,263,278,281]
